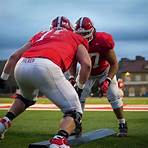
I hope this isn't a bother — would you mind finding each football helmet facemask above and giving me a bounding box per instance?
[75,17,95,42]
[50,16,74,31]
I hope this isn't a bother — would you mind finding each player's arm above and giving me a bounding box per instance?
[68,60,77,86]
[98,49,118,97]
[105,49,118,79]
[69,60,77,77]
[72,44,91,98]
[76,44,92,88]
[1,42,31,80]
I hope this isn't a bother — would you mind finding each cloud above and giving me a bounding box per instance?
[0,0,148,59]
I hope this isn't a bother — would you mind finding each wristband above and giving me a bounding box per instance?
[1,72,9,80]
[76,80,85,89]
[76,75,85,89]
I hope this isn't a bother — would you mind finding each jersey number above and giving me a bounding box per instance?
[36,30,63,42]
[89,53,100,68]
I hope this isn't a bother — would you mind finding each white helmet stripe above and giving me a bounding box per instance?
[79,17,84,29]
[57,16,61,28]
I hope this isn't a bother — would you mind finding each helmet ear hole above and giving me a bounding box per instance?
[75,17,95,42]
[50,16,74,31]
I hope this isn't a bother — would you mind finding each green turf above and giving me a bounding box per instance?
[0,110,148,148]
[0,97,148,104]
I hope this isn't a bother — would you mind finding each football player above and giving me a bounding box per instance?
[69,17,128,137]
[0,16,91,148]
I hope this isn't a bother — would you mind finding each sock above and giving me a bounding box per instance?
[118,118,126,124]
[57,130,69,138]
[5,112,16,121]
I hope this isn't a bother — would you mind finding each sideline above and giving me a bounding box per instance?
[0,104,148,111]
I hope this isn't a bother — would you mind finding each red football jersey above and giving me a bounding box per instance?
[22,28,88,72]
[89,32,115,76]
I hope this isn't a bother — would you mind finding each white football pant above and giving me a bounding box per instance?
[14,57,82,114]
[80,67,123,109]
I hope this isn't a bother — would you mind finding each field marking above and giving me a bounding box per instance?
[0,104,148,111]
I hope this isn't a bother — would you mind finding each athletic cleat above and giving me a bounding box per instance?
[0,117,11,140]
[49,135,70,148]
[117,122,128,137]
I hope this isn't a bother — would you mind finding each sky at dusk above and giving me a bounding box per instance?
[0,0,148,60]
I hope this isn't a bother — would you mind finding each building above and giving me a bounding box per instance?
[118,56,148,97]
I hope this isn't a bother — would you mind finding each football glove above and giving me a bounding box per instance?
[99,77,111,97]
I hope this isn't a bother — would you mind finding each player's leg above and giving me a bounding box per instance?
[0,58,38,139]
[0,94,36,139]
[36,60,82,147]
[44,79,82,148]
[68,79,96,137]
[40,71,82,134]
[107,76,128,137]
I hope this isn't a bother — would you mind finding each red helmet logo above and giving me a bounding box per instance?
[75,17,95,42]
[50,16,74,31]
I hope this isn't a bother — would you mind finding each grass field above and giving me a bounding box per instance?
[0,96,148,104]
[0,97,148,148]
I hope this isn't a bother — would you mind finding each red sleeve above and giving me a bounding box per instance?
[74,33,89,50]
[28,31,46,44]
[99,32,115,50]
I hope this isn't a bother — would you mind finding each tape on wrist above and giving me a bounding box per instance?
[76,75,85,89]
[76,81,85,89]
[1,72,9,80]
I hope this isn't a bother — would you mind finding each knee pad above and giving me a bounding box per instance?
[15,94,36,109]
[63,110,82,128]
[107,96,123,109]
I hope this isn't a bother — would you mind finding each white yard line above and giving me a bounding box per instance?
[0,104,148,111]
